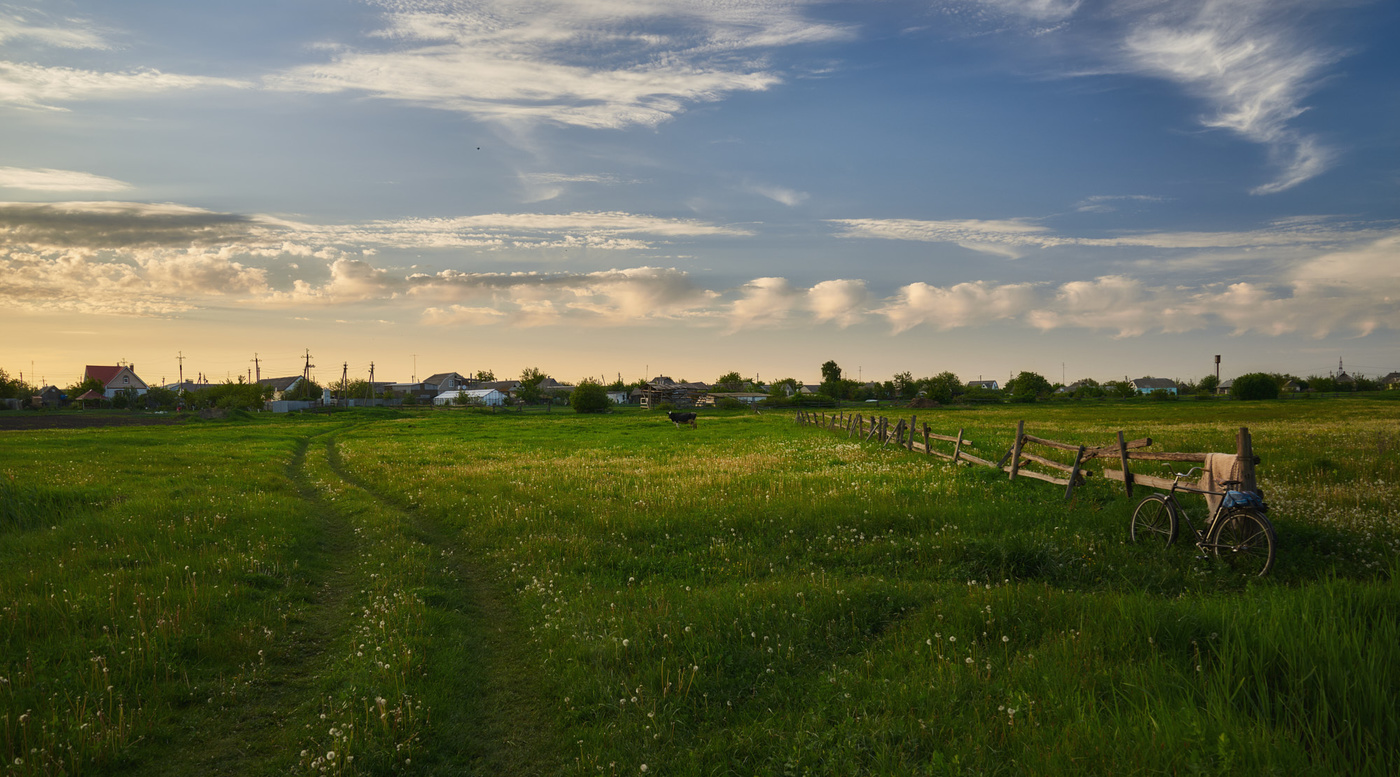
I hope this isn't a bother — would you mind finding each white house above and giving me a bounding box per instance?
[435,388,506,406]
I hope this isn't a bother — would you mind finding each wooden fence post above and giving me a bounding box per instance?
[923,423,931,456]
[1064,445,1086,501]
[952,429,963,464]
[1117,430,1134,498]
[1237,427,1257,493]
[1008,420,1025,480]
[907,415,916,451]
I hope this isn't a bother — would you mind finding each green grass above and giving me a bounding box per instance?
[2,399,1397,775]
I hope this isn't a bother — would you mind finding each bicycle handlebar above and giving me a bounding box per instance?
[1174,466,1203,481]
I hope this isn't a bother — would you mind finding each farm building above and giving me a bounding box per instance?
[85,364,148,398]
[434,388,506,406]
[701,392,768,406]
[422,372,473,392]
[257,376,303,400]
[637,376,705,409]
[1131,377,1178,395]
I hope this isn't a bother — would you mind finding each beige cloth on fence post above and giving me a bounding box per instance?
[1200,452,1244,514]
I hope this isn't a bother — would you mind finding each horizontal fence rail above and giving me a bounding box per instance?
[794,410,1259,502]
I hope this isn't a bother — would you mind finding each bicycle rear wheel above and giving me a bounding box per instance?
[1208,509,1276,577]
[1131,494,1178,545]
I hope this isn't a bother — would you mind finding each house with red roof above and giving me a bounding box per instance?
[85,364,149,398]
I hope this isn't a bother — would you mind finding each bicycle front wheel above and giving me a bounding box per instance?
[1208,509,1276,577]
[1131,494,1178,546]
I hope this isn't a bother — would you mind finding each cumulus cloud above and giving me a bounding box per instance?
[807,279,870,326]
[410,266,717,326]
[266,0,853,129]
[879,280,1040,333]
[726,276,802,331]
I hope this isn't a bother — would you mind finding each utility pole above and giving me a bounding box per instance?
[303,349,315,384]
[367,362,375,403]
[340,362,349,408]
[176,351,185,389]
[412,354,417,384]
[252,353,261,384]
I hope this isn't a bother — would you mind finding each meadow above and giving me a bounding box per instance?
[1,398,1397,775]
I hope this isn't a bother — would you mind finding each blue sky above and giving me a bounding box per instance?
[2,0,1397,388]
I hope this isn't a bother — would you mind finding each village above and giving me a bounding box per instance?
[3,358,1398,413]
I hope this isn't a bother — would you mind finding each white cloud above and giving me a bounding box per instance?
[410,266,717,326]
[0,62,250,110]
[1074,194,1167,213]
[0,11,110,50]
[746,182,809,207]
[0,167,131,192]
[970,0,1346,192]
[879,280,1040,333]
[1122,0,1339,194]
[726,276,801,331]
[806,279,869,327]
[831,217,1058,257]
[830,214,1392,254]
[267,0,853,129]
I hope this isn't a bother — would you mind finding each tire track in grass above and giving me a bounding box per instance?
[322,435,566,776]
[121,430,360,776]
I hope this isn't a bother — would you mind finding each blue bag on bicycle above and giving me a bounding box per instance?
[1222,490,1265,511]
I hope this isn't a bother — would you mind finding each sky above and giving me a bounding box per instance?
[2,0,1398,389]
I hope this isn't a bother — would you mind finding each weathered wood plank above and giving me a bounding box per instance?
[1101,468,1177,491]
[1117,430,1133,498]
[961,452,998,469]
[1009,420,1026,481]
[1018,451,1077,473]
[1004,467,1069,486]
[1065,445,1087,501]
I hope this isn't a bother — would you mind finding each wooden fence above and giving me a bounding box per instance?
[794,410,1259,501]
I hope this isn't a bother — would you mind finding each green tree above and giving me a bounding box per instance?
[570,379,611,413]
[820,361,842,384]
[714,371,745,392]
[67,376,105,399]
[892,371,918,400]
[1230,373,1280,401]
[1197,374,1220,395]
[766,378,799,403]
[1006,371,1053,402]
[517,367,548,404]
[284,378,324,402]
[919,372,961,404]
[475,368,496,382]
[144,386,178,410]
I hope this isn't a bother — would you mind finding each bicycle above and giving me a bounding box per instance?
[1129,467,1277,577]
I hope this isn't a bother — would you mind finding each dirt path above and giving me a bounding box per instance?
[322,437,565,776]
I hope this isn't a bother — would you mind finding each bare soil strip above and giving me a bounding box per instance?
[323,437,566,776]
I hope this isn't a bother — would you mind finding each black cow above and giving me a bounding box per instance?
[667,411,697,429]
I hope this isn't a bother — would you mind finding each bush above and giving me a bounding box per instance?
[1230,373,1281,401]
[570,379,610,413]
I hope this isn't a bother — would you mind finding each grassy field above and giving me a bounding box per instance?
[1,398,1397,775]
